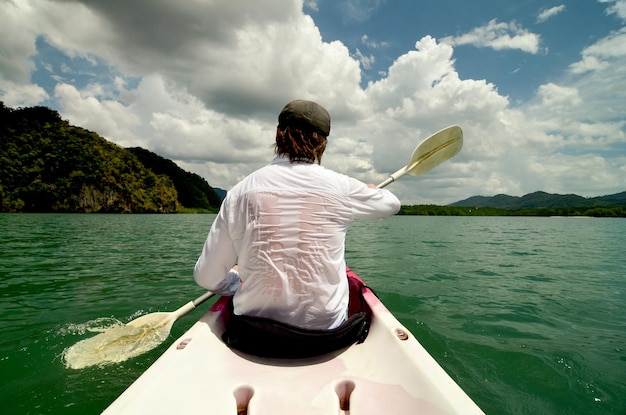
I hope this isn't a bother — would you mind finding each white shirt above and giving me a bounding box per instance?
[194,156,400,330]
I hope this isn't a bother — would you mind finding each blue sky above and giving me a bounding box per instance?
[1,0,625,204]
[314,1,620,101]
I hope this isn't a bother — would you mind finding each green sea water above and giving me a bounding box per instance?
[1,213,624,414]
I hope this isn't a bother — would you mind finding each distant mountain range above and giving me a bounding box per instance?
[450,191,626,210]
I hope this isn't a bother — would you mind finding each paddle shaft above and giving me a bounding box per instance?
[170,291,216,320]
[193,291,215,307]
[377,177,395,189]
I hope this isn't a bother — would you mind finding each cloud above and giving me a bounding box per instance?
[361,34,389,49]
[441,19,544,54]
[303,0,320,12]
[54,82,143,147]
[0,0,624,204]
[76,1,362,117]
[599,0,626,20]
[537,5,566,23]
[536,83,582,109]
[569,27,626,74]
[355,36,538,200]
[354,49,376,69]
[518,25,626,187]
[338,0,388,22]
[565,27,626,123]
[0,1,39,84]
[0,81,49,107]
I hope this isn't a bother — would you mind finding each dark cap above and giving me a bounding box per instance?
[278,100,330,136]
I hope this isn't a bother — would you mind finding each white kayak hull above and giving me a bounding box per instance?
[103,274,484,414]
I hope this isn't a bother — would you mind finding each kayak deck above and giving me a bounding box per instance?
[103,278,484,414]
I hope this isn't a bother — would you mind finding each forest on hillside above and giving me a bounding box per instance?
[450,190,626,210]
[440,190,626,217]
[399,204,626,217]
[128,147,222,211]
[0,103,220,213]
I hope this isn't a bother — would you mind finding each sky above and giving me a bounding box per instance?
[1,0,625,205]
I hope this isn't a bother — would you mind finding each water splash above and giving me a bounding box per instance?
[60,317,125,336]
[62,317,170,369]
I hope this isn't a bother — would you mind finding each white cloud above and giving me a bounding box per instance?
[536,83,582,109]
[0,1,39,84]
[0,81,49,107]
[569,27,626,74]
[361,34,389,49]
[49,1,362,118]
[537,5,566,23]
[339,0,388,22]
[303,0,319,12]
[569,55,611,74]
[564,27,626,123]
[527,153,623,196]
[54,82,142,147]
[0,0,624,204]
[441,19,544,54]
[354,48,376,69]
[599,0,626,20]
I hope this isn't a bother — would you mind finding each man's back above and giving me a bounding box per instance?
[226,157,355,330]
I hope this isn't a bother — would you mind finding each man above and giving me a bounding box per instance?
[194,100,400,332]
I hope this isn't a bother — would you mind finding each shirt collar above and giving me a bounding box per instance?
[271,155,291,165]
[271,155,314,166]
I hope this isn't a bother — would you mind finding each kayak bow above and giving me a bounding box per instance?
[103,270,484,414]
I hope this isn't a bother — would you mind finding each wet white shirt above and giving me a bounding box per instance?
[194,156,400,330]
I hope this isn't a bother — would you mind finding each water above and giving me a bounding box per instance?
[1,214,624,414]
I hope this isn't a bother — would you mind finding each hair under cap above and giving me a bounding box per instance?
[278,100,331,136]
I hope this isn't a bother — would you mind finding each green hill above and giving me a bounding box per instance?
[398,190,626,217]
[595,191,626,205]
[0,103,220,213]
[127,147,222,211]
[450,190,626,209]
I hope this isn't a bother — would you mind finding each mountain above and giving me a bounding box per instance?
[212,187,227,201]
[0,103,221,213]
[450,190,626,210]
[595,191,626,205]
[128,147,222,210]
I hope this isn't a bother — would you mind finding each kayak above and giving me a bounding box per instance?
[102,270,485,414]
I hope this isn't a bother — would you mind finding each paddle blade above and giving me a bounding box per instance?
[406,125,463,176]
[62,294,213,369]
[63,313,174,369]
[377,125,463,188]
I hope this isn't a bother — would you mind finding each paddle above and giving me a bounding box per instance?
[63,291,215,369]
[377,125,463,188]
